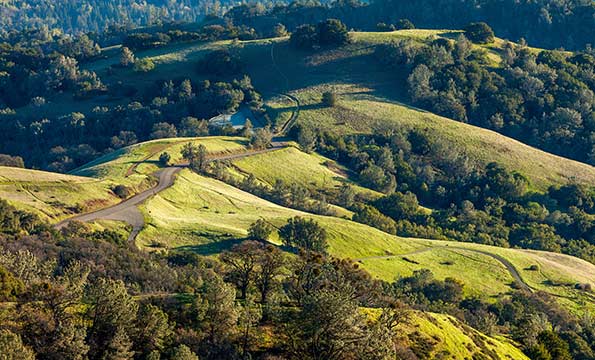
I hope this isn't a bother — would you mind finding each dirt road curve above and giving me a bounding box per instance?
[55,167,182,242]
[55,145,288,243]
[355,246,532,292]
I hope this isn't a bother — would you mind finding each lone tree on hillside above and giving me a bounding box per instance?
[248,219,274,241]
[249,127,272,149]
[158,152,171,166]
[181,143,208,173]
[279,217,328,253]
[119,47,135,67]
[464,22,495,44]
[322,91,338,107]
[317,19,350,46]
[290,24,318,49]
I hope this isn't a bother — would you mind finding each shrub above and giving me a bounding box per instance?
[0,154,24,168]
[279,217,328,252]
[322,91,338,107]
[317,19,350,46]
[248,219,274,241]
[197,49,243,76]
[464,22,495,44]
[112,185,131,199]
[290,24,318,49]
[159,152,171,166]
[133,58,155,72]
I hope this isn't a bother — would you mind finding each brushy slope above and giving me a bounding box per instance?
[137,169,595,312]
[267,84,595,190]
[404,311,528,360]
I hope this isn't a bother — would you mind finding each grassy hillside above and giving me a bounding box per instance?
[0,166,118,220]
[0,137,247,221]
[137,168,595,312]
[230,146,379,197]
[267,84,595,190]
[402,311,528,360]
[73,136,247,182]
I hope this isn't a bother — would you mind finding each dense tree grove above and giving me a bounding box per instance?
[288,127,595,265]
[0,0,229,34]
[0,70,264,171]
[374,35,595,166]
[226,0,595,51]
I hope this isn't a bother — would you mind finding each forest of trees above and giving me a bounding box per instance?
[226,0,595,50]
[1,200,594,359]
[0,0,227,35]
[2,0,594,50]
[374,33,595,166]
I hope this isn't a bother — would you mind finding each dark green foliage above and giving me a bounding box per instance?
[0,265,24,301]
[464,22,495,44]
[279,217,328,253]
[112,185,131,199]
[181,143,208,173]
[527,331,572,360]
[290,24,318,50]
[290,19,350,50]
[249,127,272,149]
[321,91,338,107]
[0,199,42,234]
[374,192,420,220]
[316,19,350,46]
[198,50,244,77]
[150,122,178,139]
[248,219,274,241]
[352,203,397,234]
[220,240,263,299]
[159,152,171,166]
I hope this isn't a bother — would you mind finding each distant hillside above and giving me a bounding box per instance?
[269,84,595,191]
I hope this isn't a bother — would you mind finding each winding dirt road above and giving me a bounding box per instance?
[55,144,289,243]
[355,245,532,292]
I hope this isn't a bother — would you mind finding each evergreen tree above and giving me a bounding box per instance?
[102,328,134,360]
[119,47,135,67]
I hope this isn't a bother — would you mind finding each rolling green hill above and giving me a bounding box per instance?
[0,137,248,221]
[137,167,595,313]
[267,84,595,191]
[0,166,119,221]
[395,311,528,360]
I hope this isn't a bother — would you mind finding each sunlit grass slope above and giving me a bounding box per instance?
[0,137,247,222]
[73,136,247,185]
[0,166,118,220]
[137,169,595,311]
[230,146,380,198]
[267,84,595,190]
[405,311,528,359]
